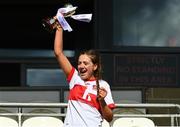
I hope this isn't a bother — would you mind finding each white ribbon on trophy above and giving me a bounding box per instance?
[56,5,92,32]
[71,14,92,23]
[56,11,73,32]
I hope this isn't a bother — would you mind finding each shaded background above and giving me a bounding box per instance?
[0,0,94,50]
[0,0,179,87]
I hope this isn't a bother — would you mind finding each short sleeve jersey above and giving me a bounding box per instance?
[63,67,115,127]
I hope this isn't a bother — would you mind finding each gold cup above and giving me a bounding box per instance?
[42,17,61,33]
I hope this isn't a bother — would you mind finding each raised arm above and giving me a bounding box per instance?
[54,28,72,77]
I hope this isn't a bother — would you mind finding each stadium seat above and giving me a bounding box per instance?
[102,119,110,127]
[22,116,64,127]
[112,117,155,127]
[0,116,18,127]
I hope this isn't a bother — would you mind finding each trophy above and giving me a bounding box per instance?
[42,3,76,33]
[42,3,92,33]
[42,17,59,33]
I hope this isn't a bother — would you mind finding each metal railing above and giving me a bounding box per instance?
[0,103,179,127]
[113,103,180,127]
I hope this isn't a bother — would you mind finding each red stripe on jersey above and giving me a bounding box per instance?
[108,103,116,110]
[67,67,75,83]
[69,85,100,110]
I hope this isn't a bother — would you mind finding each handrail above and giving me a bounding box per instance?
[114,103,180,127]
[115,103,180,109]
[0,103,179,127]
[0,102,179,108]
[0,102,68,107]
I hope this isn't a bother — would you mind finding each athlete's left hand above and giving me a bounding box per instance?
[97,87,107,101]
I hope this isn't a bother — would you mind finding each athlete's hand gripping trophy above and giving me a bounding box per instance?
[42,4,77,33]
[42,4,92,33]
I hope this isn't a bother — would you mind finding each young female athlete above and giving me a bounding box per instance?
[54,27,115,127]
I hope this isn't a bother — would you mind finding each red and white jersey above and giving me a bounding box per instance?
[63,67,115,127]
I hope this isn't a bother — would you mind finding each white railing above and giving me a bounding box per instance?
[0,103,179,127]
[114,103,180,127]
